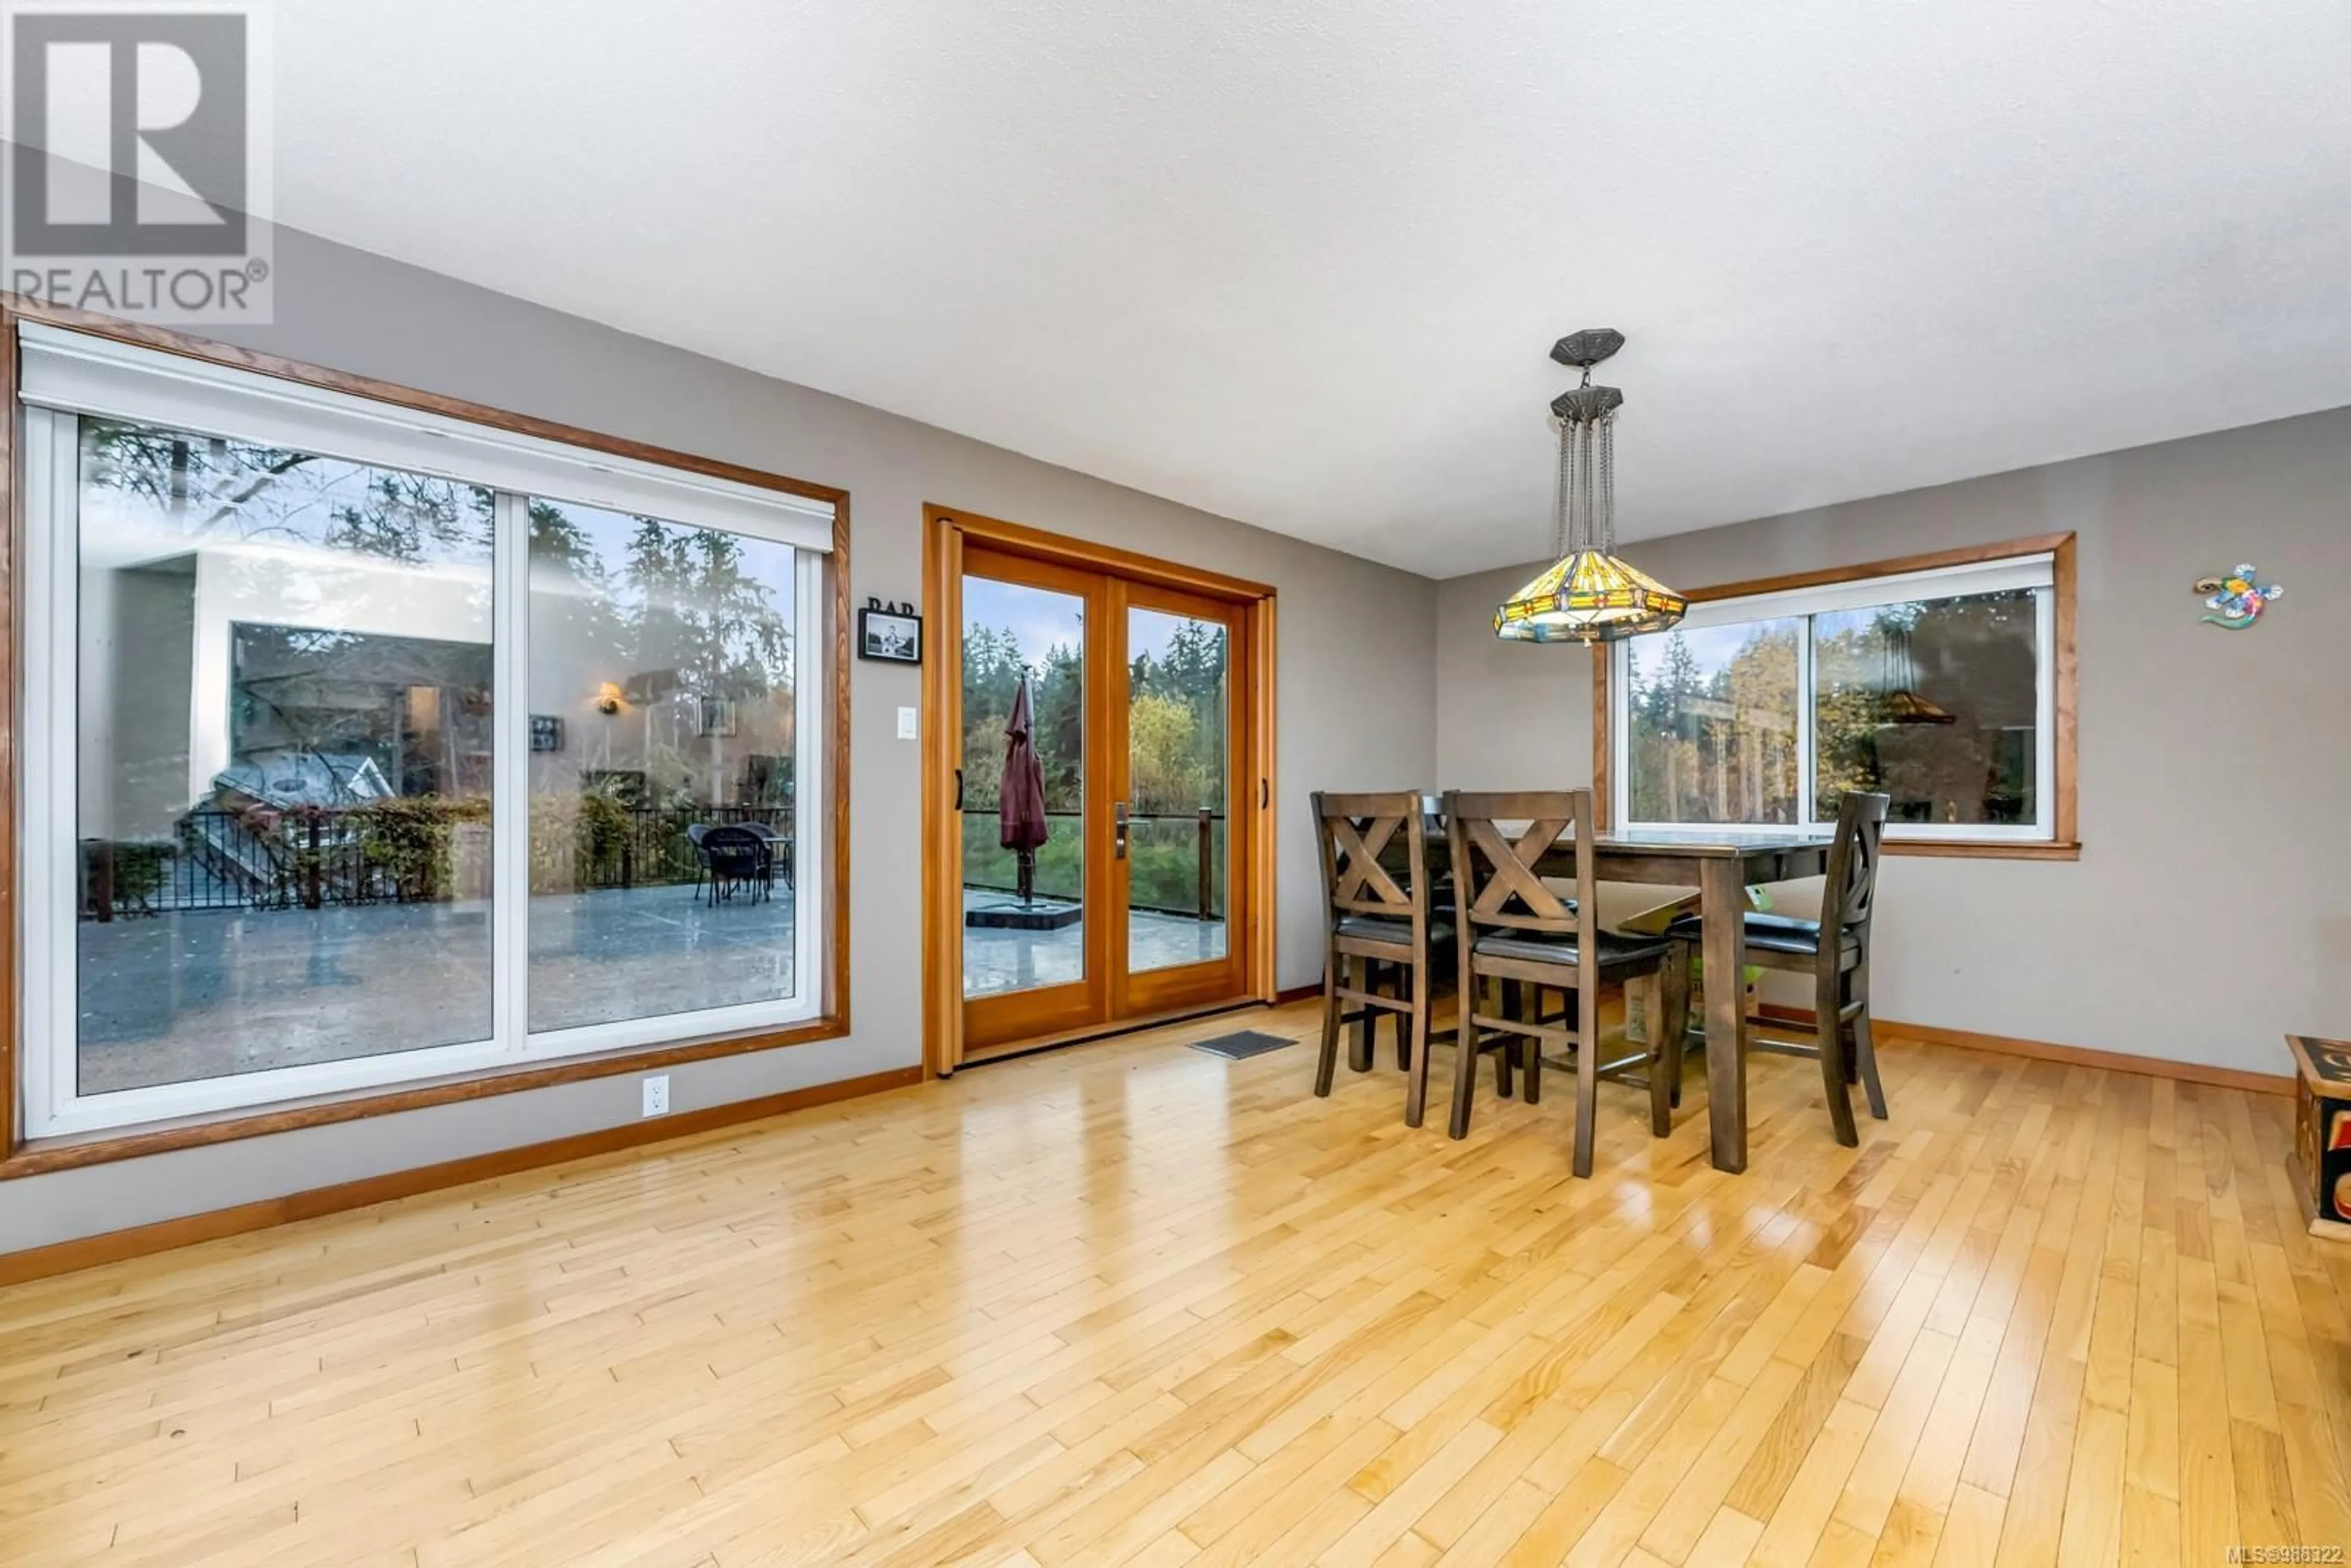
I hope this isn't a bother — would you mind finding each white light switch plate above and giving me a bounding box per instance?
[896,706,918,740]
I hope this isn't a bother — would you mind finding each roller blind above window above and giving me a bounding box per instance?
[1670,553,2055,631]
[17,323,837,552]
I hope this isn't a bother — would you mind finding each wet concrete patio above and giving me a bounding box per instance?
[71,886,1228,1095]
[76,884,798,1095]
[961,890,1227,997]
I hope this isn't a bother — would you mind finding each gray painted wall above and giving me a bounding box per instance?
[1,220,1438,1252]
[9,211,2345,1255]
[1435,408,2351,1075]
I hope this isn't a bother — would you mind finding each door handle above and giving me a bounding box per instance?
[1114,801,1130,860]
[954,768,964,811]
[1260,778,1269,810]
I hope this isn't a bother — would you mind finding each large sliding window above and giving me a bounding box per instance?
[18,325,833,1138]
[1610,548,2064,844]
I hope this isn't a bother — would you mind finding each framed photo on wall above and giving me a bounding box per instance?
[858,599,923,664]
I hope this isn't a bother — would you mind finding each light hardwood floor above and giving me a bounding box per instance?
[2,1002,2347,1567]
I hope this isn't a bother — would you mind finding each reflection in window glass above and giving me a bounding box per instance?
[1815,590,2039,825]
[1625,620,1802,825]
[74,418,495,1092]
[526,501,800,1034]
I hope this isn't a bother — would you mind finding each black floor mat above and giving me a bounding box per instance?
[1190,1029,1297,1061]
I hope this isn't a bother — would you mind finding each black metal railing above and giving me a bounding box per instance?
[571,804,793,892]
[79,801,793,920]
[961,806,1226,920]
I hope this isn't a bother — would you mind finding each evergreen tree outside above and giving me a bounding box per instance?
[958,585,1229,917]
[1625,621,1800,825]
[1622,589,2041,830]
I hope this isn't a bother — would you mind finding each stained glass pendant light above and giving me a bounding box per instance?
[1494,329,1688,645]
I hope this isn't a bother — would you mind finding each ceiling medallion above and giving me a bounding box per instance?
[1494,329,1688,645]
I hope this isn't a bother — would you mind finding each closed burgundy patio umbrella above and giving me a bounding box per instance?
[1000,675,1051,904]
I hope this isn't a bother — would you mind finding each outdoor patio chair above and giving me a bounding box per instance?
[740,821,793,890]
[695,824,771,905]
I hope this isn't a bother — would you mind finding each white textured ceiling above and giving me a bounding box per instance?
[258,1,2351,577]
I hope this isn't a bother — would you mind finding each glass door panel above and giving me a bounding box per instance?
[960,572,1089,999]
[1114,586,1248,1018]
[958,550,1108,1049]
[1123,606,1230,976]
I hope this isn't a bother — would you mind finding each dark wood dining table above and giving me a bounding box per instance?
[1413,798,1832,1174]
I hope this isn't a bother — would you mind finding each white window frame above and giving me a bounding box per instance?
[18,328,833,1139]
[1610,553,2058,844]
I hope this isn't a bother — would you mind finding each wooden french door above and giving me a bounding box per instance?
[924,509,1273,1070]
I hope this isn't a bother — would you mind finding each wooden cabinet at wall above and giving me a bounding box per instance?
[2289,1033,2351,1239]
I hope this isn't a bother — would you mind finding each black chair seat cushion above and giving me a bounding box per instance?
[1662,910,1857,958]
[1470,927,1671,980]
[1335,915,1453,950]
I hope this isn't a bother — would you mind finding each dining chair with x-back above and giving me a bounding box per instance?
[1311,791,1449,1126]
[1442,789,1685,1177]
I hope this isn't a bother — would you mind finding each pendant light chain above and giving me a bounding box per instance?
[1597,407,1617,556]
[1554,362,1601,560]
[1553,410,1575,560]
[1583,416,1597,552]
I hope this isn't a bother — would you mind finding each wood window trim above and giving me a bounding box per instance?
[918,503,1280,1080]
[0,294,855,1180]
[931,506,1277,602]
[1592,533,2078,860]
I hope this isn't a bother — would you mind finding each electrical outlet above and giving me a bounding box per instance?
[642,1075,670,1117]
[896,705,918,740]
